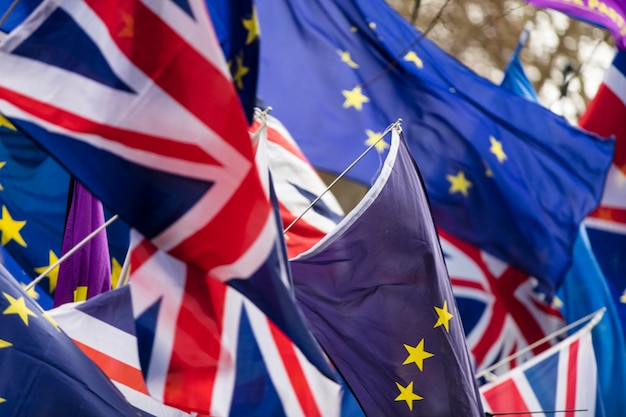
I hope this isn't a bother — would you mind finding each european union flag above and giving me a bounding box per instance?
[290,129,483,417]
[257,0,614,292]
[206,0,259,123]
[0,262,137,416]
[0,117,69,296]
[0,118,129,299]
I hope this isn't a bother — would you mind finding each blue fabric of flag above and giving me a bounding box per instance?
[500,28,538,102]
[205,0,259,123]
[557,226,626,417]
[290,129,483,416]
[0,262,137,416]
[0,0,41,32]
[256,0,614,293]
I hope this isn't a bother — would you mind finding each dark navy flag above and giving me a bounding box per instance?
[290,129,483,417]
[206,0,259,123]
[257,0,614,293]
[0,262,137,416]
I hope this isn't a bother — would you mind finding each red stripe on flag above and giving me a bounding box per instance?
[269,321,323,417]
[72,339,149,394]
[579,84,626,172]
[565,339,580,417]
[165,270,228,412]
[0,87,221,166]
[170,165,271,273]
[482,378,532,417]
[131,238,159,271]
[87,0,251,159]
[588,204,626,224]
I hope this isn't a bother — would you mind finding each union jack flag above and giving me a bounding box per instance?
[0,0,333,406]
[480,322,602,417]
[439,229,565,376]
[578,50,626,339]
[250,112,344,259]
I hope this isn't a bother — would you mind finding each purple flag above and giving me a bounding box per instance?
[290,128,484,417]
[53,181,111,307]
[527,0,626,50]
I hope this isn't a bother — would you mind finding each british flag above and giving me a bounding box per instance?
[439,229,565,376]
[250,112,344,259]
[0,0,333,407]
[480,322,602,417]
[578,50,626,338]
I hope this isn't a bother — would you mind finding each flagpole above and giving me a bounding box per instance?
[0,0,19,27]
[24,214,119,292]
[284,118,402,234]
[476,307,606,380]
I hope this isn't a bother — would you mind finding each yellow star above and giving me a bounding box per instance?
[342,86,370,110]
[337,50,359,69]
[118,10,134,38]
[369,22,376,30]
[446,171,472,197]
[404,51,423,69]
[111,257,123,289]
[42,312,60,331]
[489,136,507,163]
[394,381,423,411]
[364,129,389,153]
[231,53,249,90]
[242,7,259,45]
[350,26,358,33]
[34,250,60,293]
[0,397,5,403]
[403,339,434,371]
[434,300,454,332]
[620,289,626,304]
[0,205,27,247]
[0,114,15,130]
[2,292,36,326]
[0,339,12,348]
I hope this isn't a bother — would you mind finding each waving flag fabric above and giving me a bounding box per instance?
[291,129,483,417]
[558,226,626,416]
[440,229,564,377]
[0,262,137,416]
[256,0,613,293]
[205,0,259,123]
[50,286,195,417]
[54,180,111,306]
[480,319,602,417]
[126,233,342,415]
[250,112,344,258]
[500,28,538,102]
[0,0,331,381]
[579,50,626,338]
[0,116,68,296]
[526,0,626,50]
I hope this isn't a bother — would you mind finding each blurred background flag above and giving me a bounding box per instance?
[256,0,614,295]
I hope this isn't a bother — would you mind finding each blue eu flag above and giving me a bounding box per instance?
[291,129,484,417]
[257,0,614,293]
